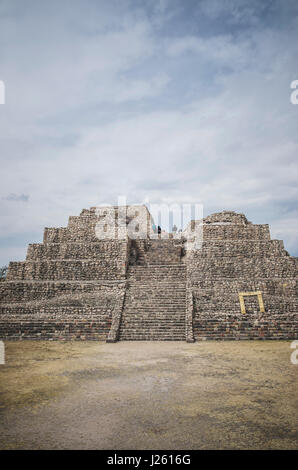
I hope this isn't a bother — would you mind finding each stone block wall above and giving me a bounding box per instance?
[0,281,126,340]
[134,239,184,265]
[186,211,298,340]
[0,205,131,340]
[7,259,126,281]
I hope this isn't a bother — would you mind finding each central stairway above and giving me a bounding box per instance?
[119,264,187,340]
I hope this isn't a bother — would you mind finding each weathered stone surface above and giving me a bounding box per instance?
[0,207,297,341]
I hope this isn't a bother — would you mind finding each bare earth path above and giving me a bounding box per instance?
[0,340,297,449]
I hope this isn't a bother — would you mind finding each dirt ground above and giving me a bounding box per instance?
[0,340,297,450]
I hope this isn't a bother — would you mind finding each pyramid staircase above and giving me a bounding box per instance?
[119,239,187,340]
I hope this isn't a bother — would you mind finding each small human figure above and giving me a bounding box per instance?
[157,225,161,234]
[172,224,177,233]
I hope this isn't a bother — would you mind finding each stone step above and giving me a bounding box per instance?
[119,261,186,339]
[129,264,186,269]
[123,305,186,309]
[120,339,185,341]
[120,337,185,341]
[120,320,185,324]
[120,328,185,333]
[123,308,186,313]
[124,295,186,300]
[129,275,186,279]
[124,304,186,309]
[125,291,186,296]
[120,334,185,337]
[129,268,186,272]
[121,314,185,318]
[123,307,185,311]
[128,280,186,284]
[120,324,185,328]
[127,285,186,290]
[125,289,186,294]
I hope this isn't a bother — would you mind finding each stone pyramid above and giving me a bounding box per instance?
[0,207,297,341]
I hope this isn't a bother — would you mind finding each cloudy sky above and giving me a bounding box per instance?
[0,0,298,265]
